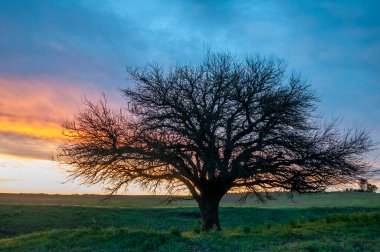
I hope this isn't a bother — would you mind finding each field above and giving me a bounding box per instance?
[0,192,379,251]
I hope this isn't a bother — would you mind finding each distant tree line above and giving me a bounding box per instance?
[345,179,378,193]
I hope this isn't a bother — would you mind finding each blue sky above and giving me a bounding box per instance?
[0,0,379,193]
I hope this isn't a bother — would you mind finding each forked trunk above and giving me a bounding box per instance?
[198,194,222,231]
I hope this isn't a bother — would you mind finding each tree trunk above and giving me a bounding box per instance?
[198,194,222,231]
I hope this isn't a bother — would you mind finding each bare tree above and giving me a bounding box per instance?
[366,183,378,193]
[58,52,373,230]
[359,178,368,192]
[358,178,378,192]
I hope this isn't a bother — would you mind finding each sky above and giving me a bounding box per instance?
[0,0,379,194]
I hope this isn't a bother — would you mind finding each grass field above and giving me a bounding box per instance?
[0,192,379,251]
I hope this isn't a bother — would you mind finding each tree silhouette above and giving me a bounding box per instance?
[358,178,378,192]
[359,178,368,191]
[58,52,373,230]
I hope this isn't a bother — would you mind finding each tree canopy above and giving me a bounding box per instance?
[58,52,373,230]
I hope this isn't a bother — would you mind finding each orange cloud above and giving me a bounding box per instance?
[0,132,58,160]
[1,77,87,140]
[0,77,104,160]
[0,178,20,183]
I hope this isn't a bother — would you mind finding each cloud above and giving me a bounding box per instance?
[0,178,20,183]
[0,77,85,137]
[0,132,58,160]
[0,77,113,160]
[0,0,152,88]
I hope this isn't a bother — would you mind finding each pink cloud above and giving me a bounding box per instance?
[0,76,107,159]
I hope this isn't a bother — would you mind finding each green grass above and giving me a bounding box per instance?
[0,192,379,251]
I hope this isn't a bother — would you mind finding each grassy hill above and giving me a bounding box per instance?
[0,192,379,251]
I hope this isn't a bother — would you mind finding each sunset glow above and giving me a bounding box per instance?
[0,77,108,159]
